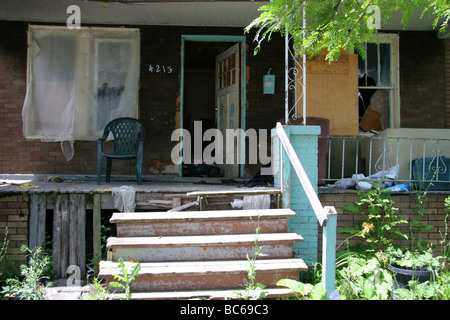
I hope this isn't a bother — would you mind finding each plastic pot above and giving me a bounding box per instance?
[388,263,434,298]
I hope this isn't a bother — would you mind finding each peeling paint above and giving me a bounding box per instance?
[174,95,181,129]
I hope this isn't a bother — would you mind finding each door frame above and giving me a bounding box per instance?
[180,35,247,177]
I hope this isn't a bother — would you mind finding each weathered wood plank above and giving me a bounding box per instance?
[107,233,303,248]
[77,194,86,278]
[110,208,296,224]
[60,194,69,278]
[199,196,206,211]
[100,258,306,292]
[52,195,62,278]
[69,194,78,268]
[172,197,181,208]
[187,189,281,197]
[99,258,307,277]
[28,193,39,250]
[37,194,46,249]
[93,193,101,275]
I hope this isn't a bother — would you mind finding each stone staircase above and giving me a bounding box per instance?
[98,208,307,299]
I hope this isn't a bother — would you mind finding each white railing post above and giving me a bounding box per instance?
[322,207,337,299]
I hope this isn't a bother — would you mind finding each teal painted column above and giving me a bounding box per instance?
[272,125,321,266]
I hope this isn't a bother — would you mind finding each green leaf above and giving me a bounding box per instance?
[338,226,359,235]
[276,278,313,296]
[109,281,124,289]
[129,263,141,281]
[343,204,360,212]
[309,283,326,300]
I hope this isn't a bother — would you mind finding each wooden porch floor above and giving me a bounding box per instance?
[0,174,281,211]
[0,174,271,193]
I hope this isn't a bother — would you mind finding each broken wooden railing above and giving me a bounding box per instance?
[275,122,337,298]
[29,192,103,279]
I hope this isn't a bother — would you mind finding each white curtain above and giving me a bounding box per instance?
[22,26,140,149]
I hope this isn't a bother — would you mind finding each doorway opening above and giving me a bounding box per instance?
[181,35,246,178]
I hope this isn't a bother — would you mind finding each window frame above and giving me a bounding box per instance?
[23,25,140,142]
[358,33,400,128]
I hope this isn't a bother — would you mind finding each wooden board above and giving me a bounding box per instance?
[99,258,307,277]
[297,52,359,136]
[110,208,295,224]
[107,233,303,248]
[187,188,281,197]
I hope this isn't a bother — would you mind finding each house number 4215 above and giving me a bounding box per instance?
[149,64,173,74]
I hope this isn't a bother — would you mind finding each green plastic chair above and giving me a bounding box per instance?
[97,117,146,185]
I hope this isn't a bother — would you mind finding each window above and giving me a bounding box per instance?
[358,34,400,129]
[217,52,237,89]
[22,26,140,142]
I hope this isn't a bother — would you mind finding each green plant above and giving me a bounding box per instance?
[84,277,111,300]
[234,217,268,300]
[341,187,408,252]
[0,227,9,285]
[0,229,21,291]
[408,187,434,252]
[393,270,450,300]
[276,278,325,300]
[335,249,393,300]
[109,258,141,300]
[331,193,450,300]
[1,245,52,300]
[389,248,441,272]
[441,197,450,266]
[91,221,113,278]
[245,0,449,62]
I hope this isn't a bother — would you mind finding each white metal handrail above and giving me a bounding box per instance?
[276,122,331,226]
[275,122,337,298]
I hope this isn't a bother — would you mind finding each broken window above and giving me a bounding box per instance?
[22,26,140,157]
[358,34,399,131]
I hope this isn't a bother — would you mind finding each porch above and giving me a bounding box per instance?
[0,175,282,276]
[0,123,340,299]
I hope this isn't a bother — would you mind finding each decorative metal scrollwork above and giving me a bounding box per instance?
[428,150,447,175]
[284,34,306,125]
[374,143,393,173]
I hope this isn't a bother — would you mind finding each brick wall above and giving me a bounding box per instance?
[0,194,28,268]
[0,22,285,176]
[318,192,449,259]
[400,31,447,128]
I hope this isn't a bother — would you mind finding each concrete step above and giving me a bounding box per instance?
[107,233,303,262]
[111,208,296,237]
[99,258,307,292]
